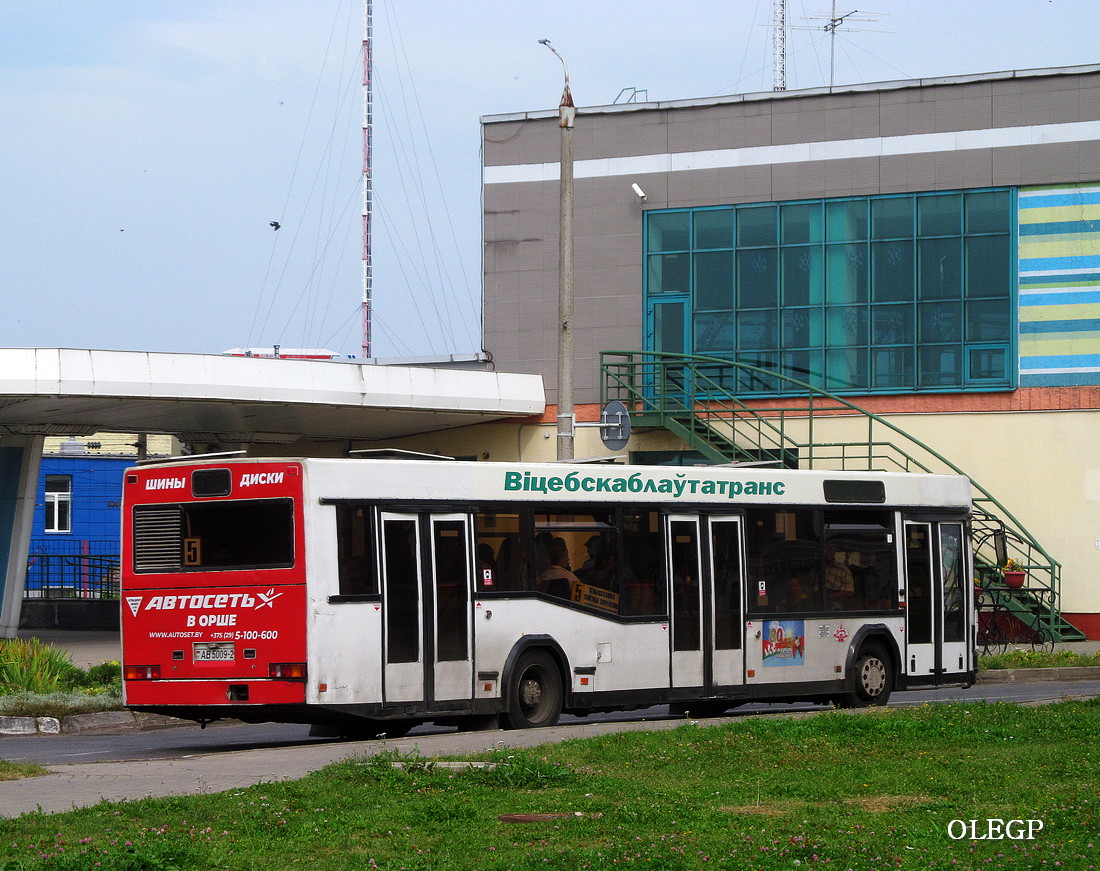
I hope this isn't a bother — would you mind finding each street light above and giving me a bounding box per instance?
[540,38,575,461]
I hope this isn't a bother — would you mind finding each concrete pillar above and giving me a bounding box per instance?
[0,435,44,638]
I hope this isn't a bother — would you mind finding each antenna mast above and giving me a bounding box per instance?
[360,0,374,359]
[772,0,787,90]
[796,5,886,88]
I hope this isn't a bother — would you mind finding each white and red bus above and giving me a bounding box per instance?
[120,456,974,735]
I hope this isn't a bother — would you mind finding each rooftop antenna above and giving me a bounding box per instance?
[772,0,787,91]
[797,4,886,87]
[360,0,374,359]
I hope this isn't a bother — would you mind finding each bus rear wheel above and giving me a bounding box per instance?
[502,651,563,729]
[838,643,893,708]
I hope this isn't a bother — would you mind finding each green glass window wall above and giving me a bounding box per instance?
[644,189,1015,396]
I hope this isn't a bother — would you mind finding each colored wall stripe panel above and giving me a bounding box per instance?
[1020,353,1100,368]
[1020,182,1100,193]
[1020,336,1100,354]
[1017,183,1100,387]
[1019,319,1100,333]
[1018,293,1100,308]
[1019,222,1100,237]
[1018,233,1100,247]
[1019,206,1100,225]
[1020,372,1100,386]
[1019,236,1100,256]
[1020,254,1100,271]
[1019,277,1100,288]
[1018,191,1100,209]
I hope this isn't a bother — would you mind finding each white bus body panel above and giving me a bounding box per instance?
[302,495,384,705]
[471,598,670,695]
[745,616,904,684]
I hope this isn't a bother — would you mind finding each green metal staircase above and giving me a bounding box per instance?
[601,351,1086,643]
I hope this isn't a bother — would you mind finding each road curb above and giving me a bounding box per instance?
[977,666,1100,683]
[0,710,187,736]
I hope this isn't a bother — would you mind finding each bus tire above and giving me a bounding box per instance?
[839,643,893,708]
[502,651,563,729]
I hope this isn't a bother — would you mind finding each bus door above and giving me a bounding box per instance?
[667,516,704,688]
[937,522,970,676]
[707,516,745,693]
[903,520,971,681]
[379,512,472,706]
[666,515,746,693]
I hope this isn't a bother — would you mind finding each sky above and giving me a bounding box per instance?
[2,0,1099,360]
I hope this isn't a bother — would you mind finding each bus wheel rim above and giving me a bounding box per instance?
[860,657,885,696]
[520,675,543,710]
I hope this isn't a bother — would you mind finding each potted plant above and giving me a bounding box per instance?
[1002,558,1026,589]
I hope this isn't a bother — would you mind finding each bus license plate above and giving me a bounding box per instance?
[193,642,235,662]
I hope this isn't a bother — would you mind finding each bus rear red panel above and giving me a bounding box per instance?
[121,583,308,706]
[121,461,309,710]
[124,679,307,707]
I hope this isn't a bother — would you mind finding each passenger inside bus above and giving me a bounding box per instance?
[583,543,633,591]
[539,536,578,598]
[825,544,855,607]
[576,535,602,577]
[777,574,815,611]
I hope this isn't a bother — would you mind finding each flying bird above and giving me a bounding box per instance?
[269,221,281,231]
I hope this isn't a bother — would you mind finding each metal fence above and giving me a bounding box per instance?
[23,553,120,599]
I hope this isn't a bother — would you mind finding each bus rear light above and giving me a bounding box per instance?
[269,662,307,680]
[124,665,161,680]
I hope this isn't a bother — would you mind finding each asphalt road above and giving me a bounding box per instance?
[5,679,1098,767]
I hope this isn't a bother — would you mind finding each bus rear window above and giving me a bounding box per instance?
[132,499,294,573]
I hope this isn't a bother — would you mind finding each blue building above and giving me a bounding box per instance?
[26,441,131,597]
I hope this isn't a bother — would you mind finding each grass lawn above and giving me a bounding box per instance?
[0,762,46,782]
[1,700,1098,870]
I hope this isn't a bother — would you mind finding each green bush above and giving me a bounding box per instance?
[0,638,84,694]
[0,641,125,716]
[0,643,123,709]
[86,659,122,694]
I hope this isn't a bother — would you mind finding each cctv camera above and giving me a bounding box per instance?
[631,183,647,202]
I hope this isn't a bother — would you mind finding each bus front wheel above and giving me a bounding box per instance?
[838,643,893,708]
[502,651,563,729]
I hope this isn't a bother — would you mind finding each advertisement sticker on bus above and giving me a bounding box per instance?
[762,620,806,666]
[122,584,306,659]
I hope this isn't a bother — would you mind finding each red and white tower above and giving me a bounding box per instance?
[360,0,374,359]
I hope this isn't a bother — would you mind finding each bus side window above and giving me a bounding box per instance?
[475,511,525,592]
[335,504,378,595]
[744,508,821,612]
[621,510,665,616]
[823,510,897,611]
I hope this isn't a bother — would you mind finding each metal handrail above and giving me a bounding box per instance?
[601,350,1067,638]
[23,554,120,600]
